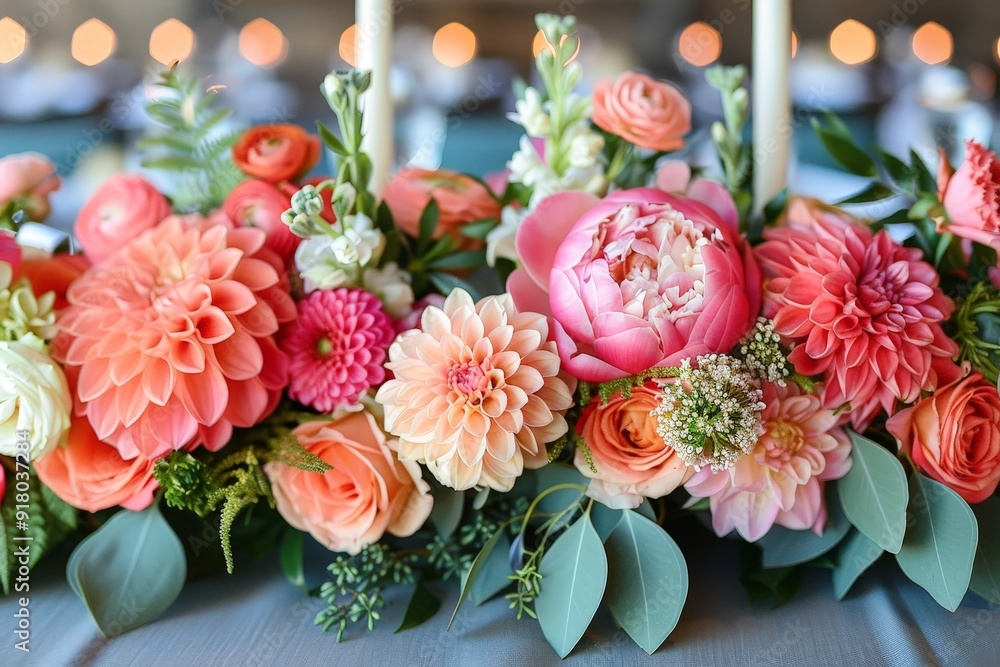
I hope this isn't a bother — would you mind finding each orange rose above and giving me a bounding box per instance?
[574,383,693,509]
[592,72,690,152]
[381,168,499,249]
[232,124,321,183]
[264,411,433,554]
[35,415,157,513]
[887,369,1000,503]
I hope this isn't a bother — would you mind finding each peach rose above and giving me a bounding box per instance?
[592,72,691,152]
[381,168,500,249]
[232,124,321,183]
[264,411,433,554]
[887,369,1000,503]
[0,152,60,221]
[222,179,300,263]
[74,174,171,264]
[939,140,1000,251]
[35,415,157,513]
[574,383,694,509]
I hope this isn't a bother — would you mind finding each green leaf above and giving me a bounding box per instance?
[66,506,186,637]
[395,583,442,633]
[811,120,877,177]
[535,512,608,658]
[636,499,657,522]
[758,486,851,568]
[604,511,687,655]
[590,502,623,542]
[831,529,883,600]
[448,524,507,629]
[428,272,481,301]
[468,532,513,605]
[426,250,488,272]
[417,199,440,255]
[970,497,1000,604]
[838,431,909,554]
[762,187,789,225]
[877,149,914,185]
[531,464,588,516]
[429,487,465,539]
[316,121,349,156]
[910,149,938,194]
[821,110,853,139]
[895,473,978,612]
[459,218,498,239]
[836,182,896,205]
[141,156,200,171]
[280,530,307,594]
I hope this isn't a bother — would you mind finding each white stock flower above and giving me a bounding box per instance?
[294,212,386,293]
[566,123,605,170]
[507,87,551,137]
[0,338,71,460]
[486,205,526,267]
[363,262,415,319]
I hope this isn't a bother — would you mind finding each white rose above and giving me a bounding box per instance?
[363,263,415,319]
[0,339,71,461]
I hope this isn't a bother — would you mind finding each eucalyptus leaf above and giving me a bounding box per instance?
[279,530,307,594]
[395,583,441,633]
[590,502,624,542]
[448,524,507,629]
[758,486,849,568]
[532,464,589,516]
[605,511,687,655]
[838,432,908,554]
[430,488,465,539]
[535,513,608,658]
[469,532,513,605]
[896,473,978,612]
[636,499,657,522]
[66,506,187,637]
[832,529,883,600]
[970,497,1000,605]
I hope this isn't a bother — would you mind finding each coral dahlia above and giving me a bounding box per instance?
[376,289,575,492]
[53,216,295,459]
[281,288,395,412]
[756,205,958,429]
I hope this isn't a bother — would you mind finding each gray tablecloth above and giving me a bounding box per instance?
[2,522,997,667]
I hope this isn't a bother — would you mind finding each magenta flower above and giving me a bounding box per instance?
[282,288,395,412]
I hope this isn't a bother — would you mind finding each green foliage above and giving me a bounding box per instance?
[838,431,909,554]
[706,65,751,195]
[757,485,851,568]
[139,67,244,212]
[831,528,883,600]
[577,366,680,406]
[1,465,78,595]
[953,282,1000,385]
[810,112,877,177]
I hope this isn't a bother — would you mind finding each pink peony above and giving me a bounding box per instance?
[265,411,433,554]
[685,382,853,542]
[592,72,691,152]
[655,161,739,231]
[222,179,300,264]
[939,140,1000,250]
[74,174,171,264]
[52,216,295,459]
[35,415,157,513]
[887,368,1000,504]
[575,383,693,509]
[381,168,500,250]
[0,152,60,221]
[376,289,575,491]
[281,288,395,413]
[508,188,761,383]
[756,205,958,429]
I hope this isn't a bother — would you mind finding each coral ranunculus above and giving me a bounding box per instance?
[508,188,761,383]
[887,369,1000,503]
[592,72,691,152]
[756,205,958,429]
[376,289,575,492]
[685,382,853,542]
[232,123,321,183]
[35,415,157,513]
[940,140,1000,250]
[74,174,171,264]
[575,383,693,509]
[382,168,500,248]
[264,411,434,555]
[222,179,300,263]
[52,216,295,460]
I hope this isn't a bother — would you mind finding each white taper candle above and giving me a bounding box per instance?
[751,0,792,212]
[357,0,394,197]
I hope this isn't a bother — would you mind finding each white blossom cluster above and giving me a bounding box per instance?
[738,317,790,385]
[652,354,766,472]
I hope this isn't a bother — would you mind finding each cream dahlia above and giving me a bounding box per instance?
[281,288,395,413]
[756,210,958,429]
[53,215,295,460]
[375,289,575,491]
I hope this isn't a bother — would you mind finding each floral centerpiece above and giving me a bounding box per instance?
[3,13,1000,660]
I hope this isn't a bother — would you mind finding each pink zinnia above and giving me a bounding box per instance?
[281,288,395,412]
[53,215,295,459]
[685,382,853,542]
[756,207,958,429]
